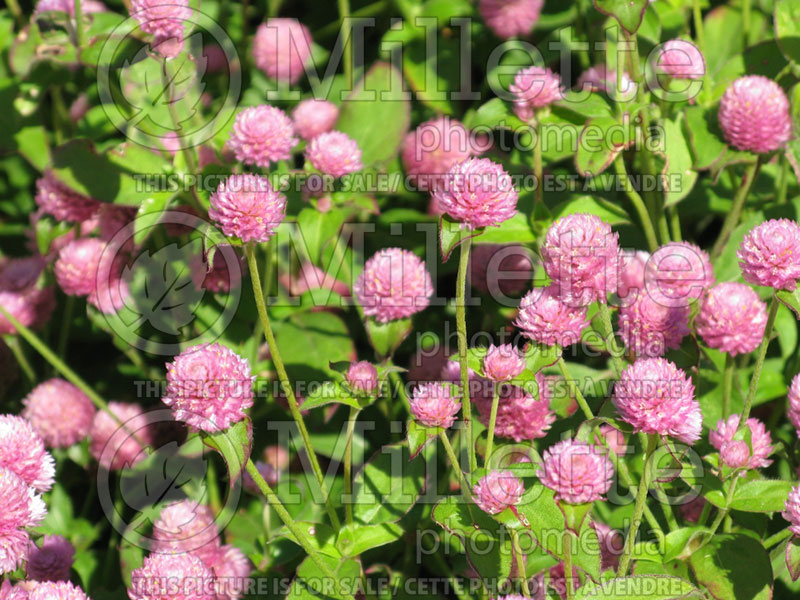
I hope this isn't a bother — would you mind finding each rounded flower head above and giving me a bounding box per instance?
[128,552,215,600]
[613,358,702,444]
[25,581,90,600]
[539,439,614,505]
[346,361,379,395]
[644,242,714,307]
[695,282,767,355]
[433,158,519,229]
[470,244,533,296]
[515,285,590,347]
[479,0,543,39]
[226,105,298,168]
[54,238,106,297]
[474,379,555,442]
[305,131,363,177]
[409,382,460,429]
[788,373,800,436]
[483,344,525,382]
[35,0,105,15]
[293,99,339,141]
[34,172,99,223]
[0,284,55,336]
[510,66,562,121]
[207,544,252,600]
[151,499,220,562]
[402,117,473,192]
[784,484,800,536]
[353,248,433,323]
[130,0,191,57]
[617,250,650,300]
[656,39,705,80]
[252,18,312,84]
[26,535,75,582]
[541,214,620,305]
[163,343,255,433]
[737,219,800,290]
[719,75,792,153]
[0,466,47,575]
[209,174,287,244]
[577,65,634,99]
[89,401,154,471]
[618,293,690,357]
[23,379,96,448]
[0,415,55,492]
[709,414,773,471]
[473,470,525,514]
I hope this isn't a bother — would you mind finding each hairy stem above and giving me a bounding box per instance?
[722,353,735,420]
[456,237,477,473]
[484,383,500,467]
[597,302,625,378]
[338,0,353,88]
[564,529,575,600]
[617,435,657,576]
[344,406,359,527]
[711,159,761,260]
[510,528,531,597]
[740,295,779,425]
[439,430,471,498]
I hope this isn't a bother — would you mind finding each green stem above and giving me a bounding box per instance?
[439,430,471,498]
[706,476,740,539]
[74,0,85,48]
[617,435,657,577]
[338,0,353,89]
[614,157,659,252]
[245,244,341,528]
[6,0,23,25]
[597,302,625,378]
[484,383,500,467]
[692,0,705,55]
[777,155,789,205]
[739,295,779,425]
[722,353,735,420]
[344,406,359,528]
[510,528,531,597]
[742,0,751,45]
[533,118,543,214]
[456,237,477,473]
[4,335,36,386]
[314,1,387,38]
[765,528,793,549]
[557,357,593,420]
[710,159,761,260]
[388,367,410,413]
[564,529,575,600]
[669,206,682,242]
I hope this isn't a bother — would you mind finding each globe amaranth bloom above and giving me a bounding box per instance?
[89,401,155,471]
[483,344,525,382]
[226,105,298,168]
[0,466,47,575]
[163,343,255,433]
[346,361,379,395]
[128,552,215,600]
[151,499,220,563]
[207,544,252,600]
[709,414,773,471]
[644,242,714,307]
[539,439,614,504]
[35,0,105,15]
[54,238,105,297]
[409,382,460,429]
[474,379,556,442]
[0,415,55,492]
[402,117,474,192]
[695,282,767,356]
[473,470,525,514]
[788,373,800,436]
[618,292,690,358]
[510,66,562,121]
[656,39,705,79]
[23,379,96,448]
[470,244,533,296]
[34,171,99,223]
[784,484,800,536]
[515,284,590,347]
[26,535,75,582]
[130,0,191,58]
[612,358,702,444]
[292,99,339,141]
[305,131,363,177]
[433,158,518,229]
[617,250,650,300]
[209,174,287,244]
[0,258,55,336]
[252,18,312,84]
[353,248,433,323]
[479,0,543,39]
[718,75,792,153]
[577,64,634,100]
[737,219,800,290]
[20,581,91,600]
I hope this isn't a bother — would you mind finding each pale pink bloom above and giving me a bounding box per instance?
[644,242,714,307]
[23,379,96,448]
[128,552,216,600]
[510,66,563,121]
[305,131,363,177]
[25,581,90,600]
[784,484,800,536]
[402,117,473,192]
[209,174,287,244]
[737,219,800,290]
[695,282,767,356]
[263,445,290,473]
[54,238,105,297]
[483,344,525,382]
[409,382,460,429]
[0,466,47,575]
[577,65,634,99]
[719,75,792,153]
[599,424,627,457]
[34,172,99,223]
[152,499,220,563]
[252,19,312,84]
[473,470,525,514]
[515,285,590,347]
[474,380,555,442]
[788,373,800,436]
[226,105,297,168]
[469,244,533,296]
[617,250,649,300]
[346,361,379,394]
[26,535,75,582]
[242,460,278,494]
[207,544,251,600]
[479,0,543,39]
[618,293,690,357]
[0,415,54,492]
[540,439,614,504]
[35,0,105,14]
[0,580,28,599]
[130,0,191,57]
[292,99,339,141]
[709,414,773,471]
[656,39,705,79]
[89,402,154,471]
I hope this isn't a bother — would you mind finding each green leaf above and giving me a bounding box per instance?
[779,288,800,320]
[690,534,772,600]
[593,0,649,34]
[576,575,702,599]
[407,419,440,459]
[287,554,361,600]
[274,521,340,558]
[786,538,800,581]
[200,419,252,486]
[660,116,698,207]
[551,194,631,225]
[575,116,633,177]
[471,212,537,245]
[775,0,800,65]
[365,317,412,358]
[466,97,525,130]
[133,196,171,246]
[684,106,727,170]
[335,522,404,557]
[296,208,345,264]
[353,444,426,524]
[726,478,795,513]
[661,527,709,563]
[275,312,356,371]
[440,214,482,262]
[302,381,361,411]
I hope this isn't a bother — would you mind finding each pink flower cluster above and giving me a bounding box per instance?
[656,39,705,79]
[0,257,54,336]
[23,379,96,448]
[784,484,800,536]
[402,117,474,192]
[618,293,690,357]
[0,416,55,492]
[0,466,47,575]
[709,415,773,471]
[788,373,800,436]
[577,65,634,100]
[473,377,555,442]
[209,174,287,244]
[539,439,614,505]
[253,19,312,84]
[34,172,99,223]
[695,282,767,355]
[89,401,155,471]
[305,131,363,177]
[409,382,460,429]
[515,285,590,347]
[483,344,525,382]
[346,361,379,395]
[737,219,800,290]
[292,99,339,141]
[644,242,714,307]
[479,0,543,39]
[226,105,298,168]
[130,0,191,58]
[510,66,562,121]
[718,75,791,153]
[473,470,525,514]
[26,535,75,582]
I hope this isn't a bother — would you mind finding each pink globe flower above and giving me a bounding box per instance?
[54,238,105,297]
[788,373,800,436]
[433,158,519,229]
[0,285,55,336]
[226,105,298,168]
[209,174,287,244]
[252,19,312,84]
[656,39,705,79]
[598,424,627,457]
[644,242,714,307]
[737,219,800,290]
[695,282,767,355]
[163,343,255,433]
[612,358,702,444]
[23,379,96,448]
[0,415,54,492]
[473,470,525,514]
[784,484,800,536]
[128,552,215,600]
[539,439,614,505]
[293,99,339,141]
[242,460,278,494]
[709,414,773,471]
[208,544,251,600]
[152,499,220,563]
[26,535,75,582]
[515,285,590,347]
[510,66,562,121]
[25,581,90,600]
[305,131,363,177]
[353,248,433,323]
[35,0,105,15]
[577,65,634,99]
[130,0,191,58]
[479,0,543,39]
[470,244,533,296]
[89,402,154,471]
[474,379,555,442]
[618,293,690,357]
[34,172,99,223]
[409,382,461,429]
[542,214,620,305]
[346,361,379,394]
[402,117,473,192]
[483,344,525,382]
[617,250,649,300]
[719,75,792,153]
[0,466,47,575]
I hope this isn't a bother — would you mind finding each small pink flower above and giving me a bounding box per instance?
[0,415,54,492]
[788,373,800,436]
[252,19,312,84]
[0,466,47,575]
[644,242,714,307]
[152,499,220,563]
[346,361,379,394]
[89,401,154,471]
[483,344,525,382]
[242,460,278,494]
[617,250,649,300]
[695,282,767,356]
[510,66,562,121]
[719,75,792,153]
[479,0,543,39]
[409,382,460,429]
[469,244,533,296]
[26,535,75,582]
[305,131,363,177]
[23,379,96,448]
[128,552,216,600]
[207,544,251,600]
[130,0,191,57]
[25,581,90,600]
[656,39,705,79]
[226,105,298,168]
[599,424,627,457]
[34,172,99,223]
[737,219,800,291]
[473,470,525,514]
[54,238,105,297]
[293,99,339,141]
[577,65,634,99]
[402,117,474,192]
[474,380,556,442]
[0,265,55,336]
[784,484,800,536]
[515,285,590,347]
[209,174,287,244]
[709,414,773,471]
[35,0,105,15]
[618,293,690,357]
[719,440,750,469]
[539,439,614,505]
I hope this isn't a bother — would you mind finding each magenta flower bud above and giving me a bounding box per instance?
[26,535,75,582]
[695,282,767,356]
[163,343,255,433]
[0,415,55,493]
[207,544,252,600]
[618,293,690,358]
[152,499,221,563]
[402,117,473,192]
[23,379,96,448]
[479,0,543,39]
[709,414,773,471]
[719,75,792,153]
[577,65,634,99]
[656,39,705,79]
[788,373,800,436]
[252,18,312,84]
[719,440,750,470]
[293,99,339,141]
[305,131,363,177]
[737,219,800,290]
[409,382,461,429]
[470,244,533,296]
[433,158,519,229]
[784,484,800,536]
[510,66,563,121]
[346,361,379,394]
[34,172,99,223]
[539,439,614,505]
[354,248,433,323]
[0,466,47,575]
[473,469,525,514]
[209,174,287,244]
[613,358,702,444]
[617,250,649,299]
[227,105,298,168]
[483,344,525,382]
[130,0,191,57]
[644,242,714,307]
[516,284,590,347]
[128,552,216,600]
[89,401,154,471]
[54,238,105,297]
[474,379,555,442]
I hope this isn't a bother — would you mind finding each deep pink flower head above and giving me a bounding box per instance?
[434,158,518,229]
[293,99,339,141]
[409,382,460,429]
[516,285,590,347]
[163,343,254,433]
[737,219,800,290]
[0,258,54,336]
[709,414,773,471]
[470,244,533,296]
[354,248,433,323]
[788,373,800,436]
[483,344,525,382]
[656,39,705,79]
[128,552,215,600]
[89,401,154,471]
[473,470,525,514]
[252,19,312,84]
[26,535,75,582]
[0,466,47,575]
[34,172,99,223]
[617,250,649,300]
[784,484,800,536]
[305,131,363,177]
[618,293,690,357]
[25,581,90,600]
[539,439,614,504]
[479,0,543,39]
[207,544,251,600]
[242,460,278,494]
[402,117,473,192]
[577,65,634,99]
[542,214,620,305]
[0,415,54,492]
[346,361,379,394]
[613,358,702,444]
[130,0,191,57]
[644,242,714,307]
[226,105,297,168]
[209,174,287,244]
[510,66,562,121]
[474,379,555,442]
[719,76,792,153]
[152,499,220,562]
[23,379,96,448]
[695,282,767,355]
[54,238,105,297]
